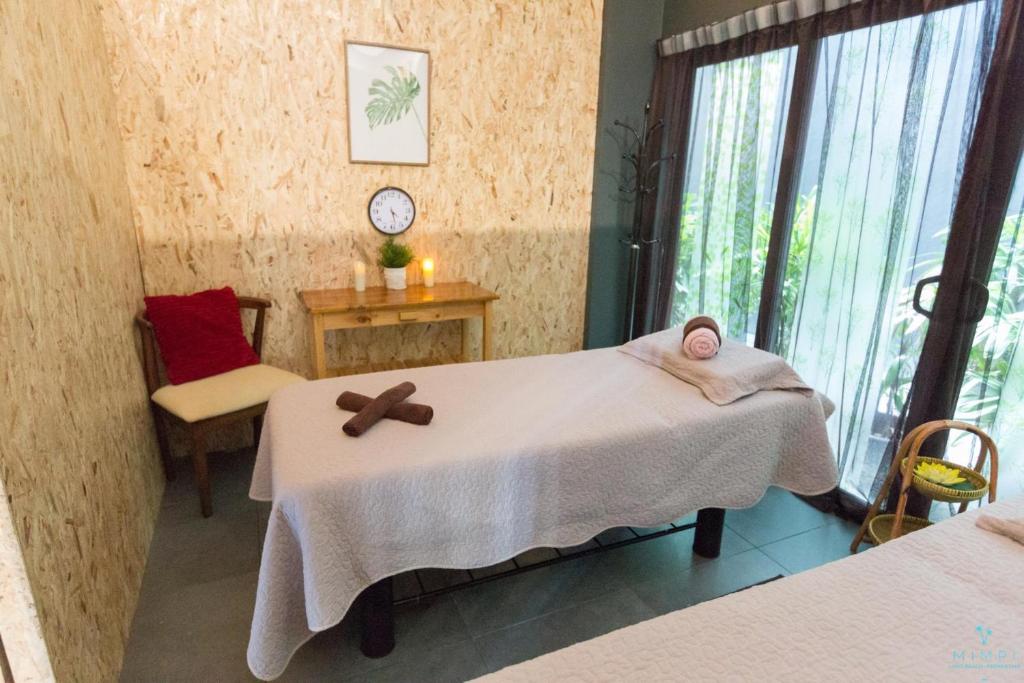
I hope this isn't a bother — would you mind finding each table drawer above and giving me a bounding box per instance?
[322,303,482,329]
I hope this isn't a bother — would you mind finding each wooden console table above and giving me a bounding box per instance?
[300,281,499,379]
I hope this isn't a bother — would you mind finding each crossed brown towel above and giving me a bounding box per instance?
[339,381,434,436]
[337,390,434,425]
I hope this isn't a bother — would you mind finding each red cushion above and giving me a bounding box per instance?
[144,287,260,385]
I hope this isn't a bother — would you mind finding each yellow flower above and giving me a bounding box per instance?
[914,461,967,486]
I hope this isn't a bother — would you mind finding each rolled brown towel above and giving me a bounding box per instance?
[342,382,417,437]
[683,315,722,344]
[337,391,433,425]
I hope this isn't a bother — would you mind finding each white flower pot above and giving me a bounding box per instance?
[383,266,407,290]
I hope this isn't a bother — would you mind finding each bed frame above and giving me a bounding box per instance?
[358,507,726,657]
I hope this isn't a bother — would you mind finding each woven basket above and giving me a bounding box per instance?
[902,456,988,503]
[868,513,932,544]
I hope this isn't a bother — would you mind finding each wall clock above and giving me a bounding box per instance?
[368,186,416,235]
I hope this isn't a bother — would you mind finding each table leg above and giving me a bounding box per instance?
[482,300,493,361]
[360,577,395,658]
[693,507,726,559]
[310,314,328,379]
[461,318,472,363]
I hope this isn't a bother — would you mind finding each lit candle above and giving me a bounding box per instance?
[353,260,366,292]
[422,258,435,287]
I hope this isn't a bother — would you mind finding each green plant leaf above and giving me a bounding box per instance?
[377,236,415,268]
[365,66,421,130]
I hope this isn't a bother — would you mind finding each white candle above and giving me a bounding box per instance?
[353,260,366,292]
[422,258,435,287]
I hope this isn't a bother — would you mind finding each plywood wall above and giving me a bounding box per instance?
[0,1,164,681]
[101,0,604,375]
[0,478,54,683]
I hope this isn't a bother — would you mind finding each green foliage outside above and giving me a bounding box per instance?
[673,196,1024,439]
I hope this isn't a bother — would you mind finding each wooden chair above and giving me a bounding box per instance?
[135,296,305,517]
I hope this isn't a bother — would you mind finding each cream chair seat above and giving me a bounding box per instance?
[136,295,305,517]
[152,364,305,423]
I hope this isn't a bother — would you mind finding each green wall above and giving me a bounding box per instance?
[583,0,664,348]
[584,0,767,348]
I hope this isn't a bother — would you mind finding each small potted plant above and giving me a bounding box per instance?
[377,237,415,290]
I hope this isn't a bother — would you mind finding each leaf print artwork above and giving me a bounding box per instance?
[365,65,426,139]
[346,42,429,164]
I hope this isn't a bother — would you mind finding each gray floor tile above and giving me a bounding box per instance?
[281,595,472,680]
[393,596,470,649]
[631,548,788,616]
[473,588,656,674]
[599,526,752,587]
[418,568,473,593]
[121,571,259,682]
[630,523,674,535]
[139,506,260,599]
[557,538,599,554]
[724,486,833,547]
[453,553,624,636]
[759,518,868,574]
[392,571,421,602]
[594,527,637,545]
[515,547,559,567]
[161,448,261,524]
[470,560,517,580]
[364,640,487,683]
[673,511,699,526]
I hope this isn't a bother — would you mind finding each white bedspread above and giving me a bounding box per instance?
[247,347,837,679]
[482,496,1024,682]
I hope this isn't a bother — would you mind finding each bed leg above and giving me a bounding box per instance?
[360,577,395,658]
[693,507,726,559]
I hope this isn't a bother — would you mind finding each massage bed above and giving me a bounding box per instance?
[246,343,838,680]
[480,495,1024,682]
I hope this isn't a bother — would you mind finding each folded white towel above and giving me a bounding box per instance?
[975,514,1024,546]
[619,327,819,406]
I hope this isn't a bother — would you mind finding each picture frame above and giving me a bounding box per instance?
[345,41,431,166]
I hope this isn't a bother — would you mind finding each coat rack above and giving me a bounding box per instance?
[616,102,676,342]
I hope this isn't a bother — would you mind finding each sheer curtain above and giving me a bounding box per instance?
[654,0,1009,512]
[669,49,796,343]
[947,159,1024,499]
[777,1,1000,505]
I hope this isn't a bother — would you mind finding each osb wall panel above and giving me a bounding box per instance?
[0,1,164,681]
[101,0,604,376]
[0,478,54,683]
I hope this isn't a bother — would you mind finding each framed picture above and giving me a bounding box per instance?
[345,41,430,166]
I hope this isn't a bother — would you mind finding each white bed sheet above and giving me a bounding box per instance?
[247,347,838,679]
[481,496,1024,682]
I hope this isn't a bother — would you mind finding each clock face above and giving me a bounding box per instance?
[368,187,416,235]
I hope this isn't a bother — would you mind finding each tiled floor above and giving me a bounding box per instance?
[121,449,864,682]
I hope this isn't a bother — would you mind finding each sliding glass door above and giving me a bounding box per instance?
[777,2,999,503]
[947,159,1024,499]
[667,0,1004,506]
[670,48,796,344]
